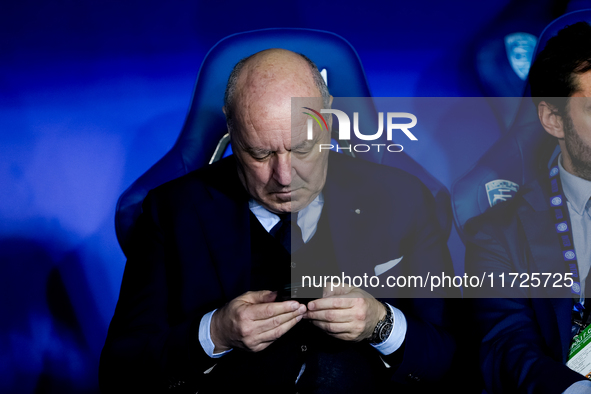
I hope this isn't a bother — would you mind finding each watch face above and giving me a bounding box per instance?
[371,302,394,344]
[379,323,393,342]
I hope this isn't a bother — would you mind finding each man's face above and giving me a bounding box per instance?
[562,71,591,181]
[231,98,330,214]
[228,52,330,213]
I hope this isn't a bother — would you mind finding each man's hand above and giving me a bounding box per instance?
[210,290,307,353]
[303,285,386,342]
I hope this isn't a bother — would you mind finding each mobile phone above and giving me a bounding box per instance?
[276,281,321,303]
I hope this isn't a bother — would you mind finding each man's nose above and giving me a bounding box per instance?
[273,153,292,186]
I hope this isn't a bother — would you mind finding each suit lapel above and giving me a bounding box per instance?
[192,156,252,300]
[519,180,573,361]
[324,174,369,278]
[322,152,400,279]
[209,194,251,300]
[323,153,361,277]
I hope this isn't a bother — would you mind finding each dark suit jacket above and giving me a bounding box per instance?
[100,152,459,393]
[465,177,587,394]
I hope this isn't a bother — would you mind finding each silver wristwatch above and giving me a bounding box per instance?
[369,302,393,344]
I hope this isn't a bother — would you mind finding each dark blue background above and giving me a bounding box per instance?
[0,0,568,391]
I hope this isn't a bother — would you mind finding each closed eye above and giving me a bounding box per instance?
[248,149,273,160]
[251,152,272,160]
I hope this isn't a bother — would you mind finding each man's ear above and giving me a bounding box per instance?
[538,101,565,139]
[326,95,334,131]
[222,106,231,133]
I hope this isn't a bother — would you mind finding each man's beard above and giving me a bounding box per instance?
[563,112,591,181]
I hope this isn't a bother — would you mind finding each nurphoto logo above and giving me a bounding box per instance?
[303,107,417,153]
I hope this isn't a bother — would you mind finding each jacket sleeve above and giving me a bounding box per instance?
[464,220,584,394]
[99,190,219,393]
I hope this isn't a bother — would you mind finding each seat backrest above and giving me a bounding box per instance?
[452,9,591,241]
[115,28,452,255]
[474,0,557,131]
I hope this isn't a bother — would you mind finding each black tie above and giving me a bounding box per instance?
[270,213,304,254]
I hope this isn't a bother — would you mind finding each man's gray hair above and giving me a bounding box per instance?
[223,52,330,133]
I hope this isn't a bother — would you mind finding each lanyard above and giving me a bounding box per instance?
[548,160,591,334]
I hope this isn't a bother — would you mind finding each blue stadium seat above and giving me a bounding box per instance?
[115,28,452,255]
[474,0,557,131]
[452,9,591,241]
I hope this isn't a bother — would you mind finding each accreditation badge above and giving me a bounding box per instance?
[568,324,591,379]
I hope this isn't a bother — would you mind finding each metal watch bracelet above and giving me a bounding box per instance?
[369,301,393,344]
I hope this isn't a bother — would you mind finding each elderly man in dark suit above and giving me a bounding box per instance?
[465,22,591,394]
[100,48,457,393]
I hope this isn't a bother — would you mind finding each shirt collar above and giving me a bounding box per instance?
[248,193,324,243]
[558,154,591,216]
